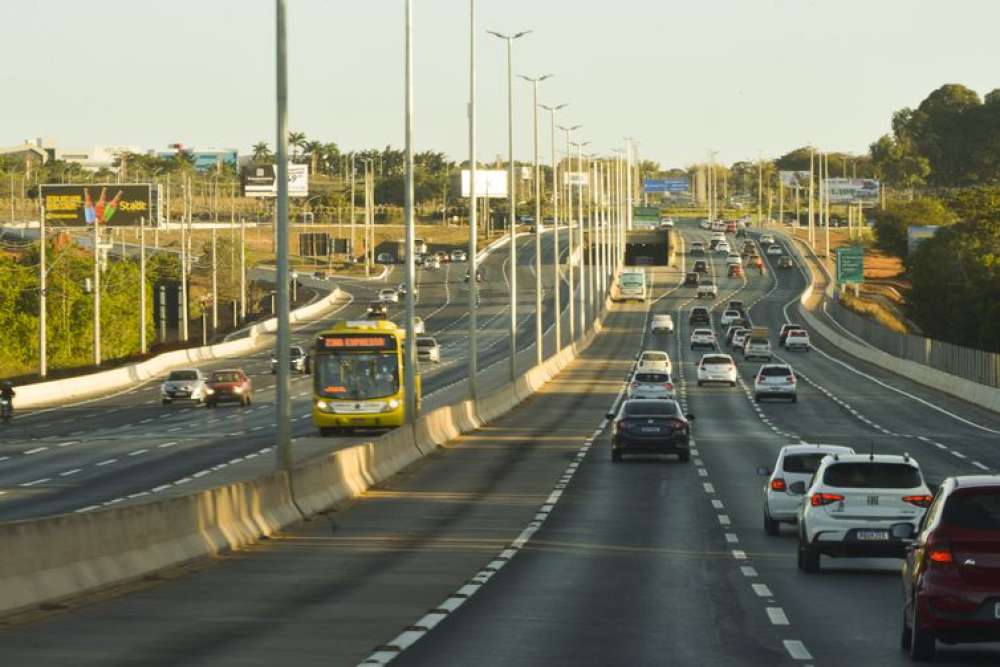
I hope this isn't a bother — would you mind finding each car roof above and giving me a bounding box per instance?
[760,363,792,370]
[820,453,920,467]
[692,328,713,334]
[944,475,1000,489]
[779,444,855,457]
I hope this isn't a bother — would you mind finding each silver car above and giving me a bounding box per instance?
[627,371,675,399]
[754,363,797,402]
[161,369,208,405]
[416,337,441,363]
[451,249,467,262]
[696,354,737,387]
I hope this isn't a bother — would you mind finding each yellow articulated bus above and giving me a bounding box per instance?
[311,319,420,435]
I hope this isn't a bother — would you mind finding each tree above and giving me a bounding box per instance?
[288,132,307,159]
[869,134,930,189]
[871,197,955,259]
[251,141,273,164]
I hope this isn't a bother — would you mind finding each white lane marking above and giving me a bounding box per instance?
[752,584,773,597]
[174,477,192,485]
[725,533,739,543]
[732,550,747,560]
[717,514,731,525]
[783,640,813,661]
[75,505,102,513]
[152,484,172,492]
[973,461,990,471]
[96,459,117,466]
[766,607,790,625]
[21,478,50,487]
[57,441,78,448]
[24,447,48,455]
[128,449,149,457]
[158,441,178,448]
[740,566,758,577]
[60,468,83,477]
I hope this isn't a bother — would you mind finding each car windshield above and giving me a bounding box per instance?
[724,311,739,317]
[621,275,644,287]
[788,331,807,337]
[624,400,680,417]
[693,329,712,336]
[211,372,242,383]
[760,367,792,377]
[702,356,732,365]
[416,339,436,347]
[314,352,399,400]
[635,373,669,383]
[290,348,302,357]
[783,453,830,474]
[942,492,1000,530]
[823,463,922,488]
[168,371,198,381]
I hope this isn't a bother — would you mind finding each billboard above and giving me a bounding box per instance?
[836,246,864,283]
[779,171,811,187]
[460,169,508,198]
[643,178,689,193]
[563,172,590,187]
[633,206,660,227]
[240,163,309,198]
[40,184,152,227]
[298,232,330,257]
[907,225,939,255]
[824,178,880,204]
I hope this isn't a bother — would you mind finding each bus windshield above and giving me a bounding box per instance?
[315,352,399,400]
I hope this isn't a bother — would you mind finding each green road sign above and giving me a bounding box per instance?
[836,246,864,283]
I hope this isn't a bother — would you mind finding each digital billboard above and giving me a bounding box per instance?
[40,184,152,227]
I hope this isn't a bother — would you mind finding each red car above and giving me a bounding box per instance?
[205,369,253,407]
[727,264,743,278]
[901,476,1000,660]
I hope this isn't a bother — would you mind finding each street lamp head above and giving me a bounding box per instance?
[518,73,554,83]
[540,102,568,112]
[487,29,532,41]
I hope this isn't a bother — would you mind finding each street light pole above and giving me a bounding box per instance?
[540,103,566,352]
[519,74,552,366]
[468,0,479,401]
[624,138,635,233]
[274,0,292,475]
[403,0,417,422]
[558,124,581,342]
[571,140,589,335]
[488,28,530,382]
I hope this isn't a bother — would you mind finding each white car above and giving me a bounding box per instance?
[796,453,933,573]
[689,242,706,255]
[731,329,750,350]
[413,316,425,335]
[699,220,712,230]
[754,363,798,402]
[758,444,856,535]
[161,369,208,405]
[627,371,675,399]
[710,231,726,242]
[760,234,775,245]
[726,253,742,265]
[637,350,672,375]
[696,282,718,299]
[451,249,468,262]
[397,282,419,298]
[650,314,674,334]
[784,329,811,351]
[416,337,441,363]
[742,334,773,361]
[424,256,441,269]
[378,288,399,303]
[766,244,783,256]
[659,218,674,229]
[697,353,737,387]
[719,310,742,327]
[715,241,731,254]
[690,329,716,350]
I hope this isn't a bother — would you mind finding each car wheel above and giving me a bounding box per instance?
[764,512,780,536]
[730,381,737,387]
[798,537,820,573]
[910,599,936,660]
[697,380,704,387]
[754,395,761,402]
[611,449,623,463]
[900,605,913,652]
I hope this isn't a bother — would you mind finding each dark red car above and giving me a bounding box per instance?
[901,476,1000,660]
[205,369,253,407]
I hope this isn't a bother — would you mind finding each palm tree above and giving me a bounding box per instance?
[252,141,272,163]
[288,131,307,160]
[322,142,340,174]
[303,140,324,175]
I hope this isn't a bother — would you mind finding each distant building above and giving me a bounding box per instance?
[156,144,238,171]
[55,144,143,171]
[0,142,49,171]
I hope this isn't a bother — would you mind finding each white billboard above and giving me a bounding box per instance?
[563,172,590,187]
[460,169,508,198]
[241,163,309,198]
[779,170,810,187]
[823,178,880,204]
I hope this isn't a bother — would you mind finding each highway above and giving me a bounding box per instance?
[2,219,1000,665]
[0,230,577,521]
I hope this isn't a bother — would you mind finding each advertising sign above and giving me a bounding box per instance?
[779,171,811,187]
[240,163,309,198]
[460,169,508,198]
[298,232,330,257]
[824,178,880,204]
[643,178,689,193]
[633,206,660,227]
[907,225,939,255]
[40,184,152,227]
[836,246,864,283]
[563,172,590,187]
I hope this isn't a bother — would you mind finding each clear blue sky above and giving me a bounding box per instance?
[3,0,999,168]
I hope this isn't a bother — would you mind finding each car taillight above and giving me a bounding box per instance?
[770,478,786,492]
[903,495,933,508]
[928,544,954,565]
[631,382,640,388]
[668,419,687,431]
[664,383,674,390]
[810,493,844,507]
[786,376,796,384]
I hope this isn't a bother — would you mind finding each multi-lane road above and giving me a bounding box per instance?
[2,220,999,665]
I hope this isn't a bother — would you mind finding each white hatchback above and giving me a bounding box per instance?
[758,444,855,535]
[627,371,675,400]
[650,314,674,334]
[767,244,783,256]
[753,363,797,402]
[760,234,775,245]
[697,282,718,299]
[378,288,399,303]
[697,353,737,387]
[689,329,716,350]
[715,241,731,254]
[720,310,742,326]
[637,350,672,375]
[796,454,933,573]
[785,329,811,351]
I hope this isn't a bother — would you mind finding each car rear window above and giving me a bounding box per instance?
[417,339,436,347]
[788,331,807,337]
[782,453,828,474]
[211,372,241,383]
[168,371,198,381]
[702,355,732,365]
[624,401,680,417]
[823,463,922,489]
[642,352,668,361]
[760,367,792,377]
[942,492,1000,530]
[635,373,669,383]
[692,329,713,336]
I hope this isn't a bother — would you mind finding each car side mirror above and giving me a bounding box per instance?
[685,414,695,421]
[755,466,771,477]
[606,412,616,420]
[788,481,807,495]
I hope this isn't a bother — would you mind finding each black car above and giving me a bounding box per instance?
[684,272,699,286]
[689,307,710,324]
[693,260,708,273]
[608,399,694,463]
[366,301,389,319]
[728,300,745,313]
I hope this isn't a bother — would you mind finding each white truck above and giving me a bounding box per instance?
[615,269,648,302]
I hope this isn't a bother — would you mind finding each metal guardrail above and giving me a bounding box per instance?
[827,298,1000,389]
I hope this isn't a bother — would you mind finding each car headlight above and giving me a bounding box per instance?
[205,388,214,395]
[384,399,400,412]
[233,386,243,393]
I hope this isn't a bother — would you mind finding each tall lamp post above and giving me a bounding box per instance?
[540,103,567,352]
[570,139,589,334]
[403,0,417,422]
[274,0,292,475]
[487,28,531,382]
[518,73,552,366]
[557,124,581,341]
[467,0,479,401]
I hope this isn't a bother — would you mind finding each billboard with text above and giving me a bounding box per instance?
[643,178,688,193]
[824,178,880,204]
[460,169,508,198]
[240,163,309,198]
[40,184,152,227]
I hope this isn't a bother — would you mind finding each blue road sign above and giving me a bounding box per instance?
[643,178,689,193]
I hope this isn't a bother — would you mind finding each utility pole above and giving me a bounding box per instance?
[541,103,566,352]
[181,178,189,341]
[572,140,589,335]
[275,0,292,476]
[757,159,763,228]
[93,195,101,365]
[808,148,815,249]
[140,216,147,354]
[624,138,635,232]
[558,124,581,342]
[39,201,47,377]
[212,178,218,331]
[468,0,479,400]
[403,0,417,421]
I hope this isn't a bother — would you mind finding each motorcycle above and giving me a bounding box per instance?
[0,397,11,424]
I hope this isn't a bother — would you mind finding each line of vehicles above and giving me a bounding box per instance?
[376,245,468,266]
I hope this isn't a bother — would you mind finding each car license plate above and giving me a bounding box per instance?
[856,529,889,541]
[641,427,660,433]
[174,391,189,398]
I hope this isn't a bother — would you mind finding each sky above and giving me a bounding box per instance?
[3,0,1000,168]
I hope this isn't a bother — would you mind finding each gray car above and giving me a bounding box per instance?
[161,368,208,405]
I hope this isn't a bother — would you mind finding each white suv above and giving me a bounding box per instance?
[650,314,674,334]
[785,329,811,351]
[754,363,798,402]
[627,371,675,400]
[378,288,399,303]
[743,334,773,361]
[720,310,742,327]
[758,444,855,535]
[697,282,718,299]
[689,329,716,350]
[796,453,933,573]
[697,353,737,387]
[637,350,672,375]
